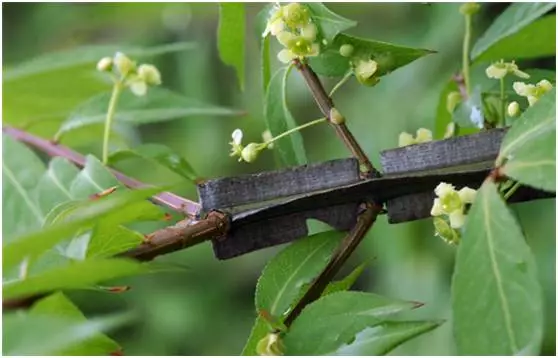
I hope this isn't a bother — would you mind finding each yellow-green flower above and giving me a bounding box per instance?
[431,183,477,229]
[485,60,530,80]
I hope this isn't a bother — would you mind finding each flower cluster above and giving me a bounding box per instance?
[430,182,477,244]
[512,79,553,107]
[96,52,161,96]
[398,128,433,147]
[485,60,529,80]
[230,129,269,163]
[264,3,320,64]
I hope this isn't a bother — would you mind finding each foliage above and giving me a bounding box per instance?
[2,2,555,356]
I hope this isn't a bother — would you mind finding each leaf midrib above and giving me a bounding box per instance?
[3,163,44,225]
[483,191,518,353]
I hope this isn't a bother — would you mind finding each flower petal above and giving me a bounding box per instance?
[129,79,147,96]
[277,49,295,64]
[232,128,243,145]
[430,198,444,216]
[435,182,455,198]
[458,187,477,204]
[449,210,466,229]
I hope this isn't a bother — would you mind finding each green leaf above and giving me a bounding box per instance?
[334,320,442,355]
[87,224,143,258]
[3,310,132,355]
[2,135,46,242]
[3,258,144,300]
[306,3,357,43]
[472,3,556,61]
[241,317,270,356]
[70,155,122,199]
[309,33,435,78]
[29,292,120,355]
[322,261,367,296]
[283,291,420,355]
[264,66,308,167]
[4,42,196,82]
[255,230,345,318]
[498,89,556,192]
[3,186,163,271]
[452,181,543,355]
[35,158,80,217]
[109,143,198,183]
[55,87,243,140]
[475,15,556,62]
[218,3,245,91]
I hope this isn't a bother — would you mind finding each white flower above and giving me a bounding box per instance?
[449,210,466,229]
[355,59,378,80]
[96,57,113,72]
[485,63,507,79]
[435,182,456,198]
[513,82,536,97]
[538,79,553,92]
[513,79,553,107]
[263,5,285,37]
[458,187,477,203]
[230,128,244,159]
[114,52,135,77]
[138,64,162,86]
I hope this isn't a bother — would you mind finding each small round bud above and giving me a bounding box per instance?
[443,122,456,139]
[459,2,480,15]
[415,128,433,143]
[507,101,520,117]
[138,64,162,86]
[96,57,113,72]
[446,91,462,114]
[329,107,345,125]
[241,143,260,163]
[537,79,553,92]
[398,132,415,147]
[354,59,379,86]
[339,44,354,57]
[114,52,135,77]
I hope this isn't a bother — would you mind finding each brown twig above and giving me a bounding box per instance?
[2,126,201,217]
[283,202,382,327]
[292,59,378,179]
[3,211,230,310]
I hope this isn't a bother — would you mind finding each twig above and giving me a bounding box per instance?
[283,202,382,327]
[292,59,378,179]
[3,211,230,310]
[2,126,201,217]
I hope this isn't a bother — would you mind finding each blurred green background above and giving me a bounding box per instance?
[3,2,555,355]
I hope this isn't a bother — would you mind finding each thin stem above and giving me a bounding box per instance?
[500,77,506,126]
[329,70,353,97]
[462,14,472,96]
[283,202,381,327]
[2,126,201,216]
[503,181,521,200]
[264,117,327,147]
[102,81,124,164]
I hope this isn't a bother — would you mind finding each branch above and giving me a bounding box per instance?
[283,201,382,327]
[293,60,379,179]
[3,126,201,217]
[3,211,230,310]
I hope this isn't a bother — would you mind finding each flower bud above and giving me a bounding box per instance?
[446,92,462,114]
[241,143,260,163]
[444,122,456,139]
[339,44,354,57]
[138,64,162,86]
[256,332,284,356]
[96,57,113,72]
[329,107,345,124]
[507,101,520,117]
[537,79,553,92]
[114,52,135,77]
[355,59,379,86]
[415,128,433,143]
[398,132,415,147]
[459,2,480,15]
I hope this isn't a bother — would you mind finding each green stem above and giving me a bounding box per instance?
[462,13,472,96]
[500,77,506,126]
[329,70,353,97]
[503,181,521,200]
[102,81,124,164]
[264,117,327,147]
